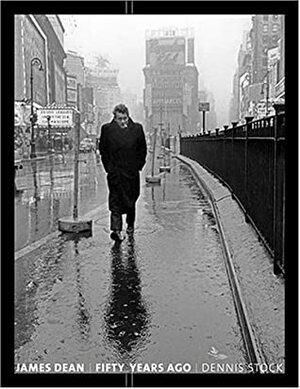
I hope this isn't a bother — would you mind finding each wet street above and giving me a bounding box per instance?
[15,152,107,251]
[15,152,248,373]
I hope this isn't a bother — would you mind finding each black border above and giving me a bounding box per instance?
[2,1,298,387]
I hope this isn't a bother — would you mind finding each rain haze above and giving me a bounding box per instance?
[61,15,252,127]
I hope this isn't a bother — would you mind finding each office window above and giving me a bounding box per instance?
[272,24,278,32]
[263,15,269,21]
[263,24,268,33]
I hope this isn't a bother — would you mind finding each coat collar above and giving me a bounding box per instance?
[110,117,134,128]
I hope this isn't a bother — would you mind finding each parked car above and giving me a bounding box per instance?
[79,138,94,152]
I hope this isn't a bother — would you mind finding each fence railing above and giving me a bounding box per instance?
[180,104,285,275]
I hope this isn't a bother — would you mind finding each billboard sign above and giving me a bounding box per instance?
[198,102,210,111]
[152,97,182,107]
[37,108,74,127]
[67,75,77,90]
[148,37,186,66]
[67,89,77,104]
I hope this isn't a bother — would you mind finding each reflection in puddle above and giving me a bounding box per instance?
[105,237,149,364]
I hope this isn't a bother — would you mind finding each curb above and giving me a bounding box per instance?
[176,155,285,368]
[15,203,108,260]
[176,155,264,367]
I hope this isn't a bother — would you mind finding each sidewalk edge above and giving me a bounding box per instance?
[176,154,275,367]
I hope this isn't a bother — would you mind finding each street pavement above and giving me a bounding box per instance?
[15,152,107,251]
[14,151,248,372]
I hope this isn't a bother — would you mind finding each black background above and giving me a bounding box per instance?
[1,1,298,387]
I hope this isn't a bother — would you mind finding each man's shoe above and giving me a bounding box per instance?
[126,226,134,234]
[110,230,124,242]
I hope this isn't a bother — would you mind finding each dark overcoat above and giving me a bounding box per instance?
[99,118,147,214]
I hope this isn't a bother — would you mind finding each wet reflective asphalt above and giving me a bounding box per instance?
[15,152,107,251]
[15,152,248,372]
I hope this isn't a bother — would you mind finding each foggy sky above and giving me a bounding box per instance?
[60,15,252,127]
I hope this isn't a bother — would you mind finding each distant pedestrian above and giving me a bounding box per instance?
[99,104,147,242]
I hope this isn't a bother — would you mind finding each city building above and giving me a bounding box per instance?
[230,15,285,121]
[15,14,67,107]
[229,70,240,123]
[143,27,199,136]
[250,14,283,84]
[15,15,48,107]
[64,50,85,112]
[34,14,67,105]
[274,16,285,100]
[85,65,121,131]
[237,30,252,121]
[82,87,96,136]
[121,89,145,126]
[14,14,67,158]
[64,50,85,85]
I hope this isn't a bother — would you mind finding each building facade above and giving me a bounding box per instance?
[34,14,67,105]
[15,14,67,107]
[250,14,283,84]
[143,27,199,136]
[15,15,48,107]
[85,67,121,129]
[229,15,285,121]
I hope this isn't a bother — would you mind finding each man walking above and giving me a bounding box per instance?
[99,104,147,242]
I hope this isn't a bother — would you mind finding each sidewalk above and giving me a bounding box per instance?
[177,154,285,368]
[14,155,284,371]
[15,157,249,370]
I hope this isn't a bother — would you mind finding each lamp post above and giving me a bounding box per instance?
[30,57,43,159]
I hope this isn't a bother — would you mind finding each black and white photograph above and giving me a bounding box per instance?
[2,1,298,387]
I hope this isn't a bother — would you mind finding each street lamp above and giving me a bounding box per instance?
[30,57,43,158]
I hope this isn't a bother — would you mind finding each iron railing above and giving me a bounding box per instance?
[180,104,285,275]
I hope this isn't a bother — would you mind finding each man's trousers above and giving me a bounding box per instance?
[110,207,135,231]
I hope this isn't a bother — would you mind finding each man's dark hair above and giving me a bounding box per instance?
[113,104,129,117]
